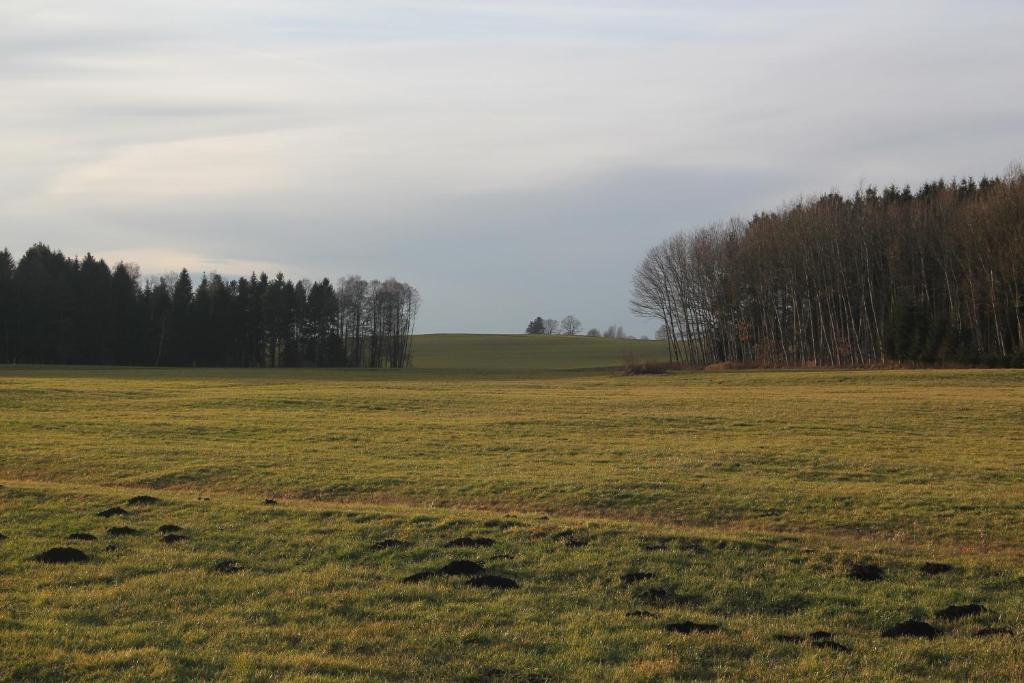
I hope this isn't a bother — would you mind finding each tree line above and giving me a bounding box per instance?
[632,167,1024,367]
[526,315,580,335]
[0,244,419,368]
[526,316,635,338]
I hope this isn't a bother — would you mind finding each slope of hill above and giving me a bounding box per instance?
[408,333,668,370]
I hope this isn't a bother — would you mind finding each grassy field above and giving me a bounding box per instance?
[409,334,668,370]
[2,351,1024,680]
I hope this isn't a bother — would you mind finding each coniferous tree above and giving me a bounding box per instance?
[0,245,417,368]
[110,263,141,365]
[0,249,14,363]
[168,269,194,365]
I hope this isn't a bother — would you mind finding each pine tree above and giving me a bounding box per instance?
[526,317,545,334]
[0,249,14,363]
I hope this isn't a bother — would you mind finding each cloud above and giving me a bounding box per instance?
[1,0,1023,333]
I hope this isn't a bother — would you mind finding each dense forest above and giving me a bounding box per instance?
[0,244,419,368]
[633,168,1024,367]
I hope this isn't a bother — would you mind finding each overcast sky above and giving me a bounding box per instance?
[3,1,1023,334]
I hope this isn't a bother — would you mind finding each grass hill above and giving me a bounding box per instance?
[408,333,669,370]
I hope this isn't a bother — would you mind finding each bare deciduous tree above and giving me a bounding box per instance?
[632,168,1024,367]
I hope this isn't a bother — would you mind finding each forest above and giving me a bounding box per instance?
[0,244,419,368]
[632,168,1024,367]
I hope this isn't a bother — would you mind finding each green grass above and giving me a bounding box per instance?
[409,333,668,369]
[2,362,1024,681]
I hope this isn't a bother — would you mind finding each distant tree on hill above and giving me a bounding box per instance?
[603,325,626,338]
[526,317,545,334]
[586,328,600,337]
[543,318,560,335]
[561,315,581,336]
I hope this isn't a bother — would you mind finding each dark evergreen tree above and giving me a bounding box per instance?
[167,269,194,365]
[73,253,112,364]
[526,317,545,334]
[0,244,419,368]
[0,249,14,363]
[110,263,141,365]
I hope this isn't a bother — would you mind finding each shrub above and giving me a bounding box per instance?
[622,361,680,375]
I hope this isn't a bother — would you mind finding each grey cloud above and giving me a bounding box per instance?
[2,0,1023,334]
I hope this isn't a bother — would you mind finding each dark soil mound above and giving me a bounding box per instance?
[641,542,668,552]
[212,560,242,573]
[126,495,159,505]
[158,524,183,533]
[440,560,485,576]
[882,620,938,638]
[107,526,139,536]
[445,537,494,548]
[468,667,506,682]
[104,544,117,551]
[626,610,654,618]
[552,529,589,546]
[264,498,277,505]
[975,627,1014,637]
[34,547,89,563]
[67,533,97,541]
[402,570,437,583]
[161,534,189,543]
[848,563,885,581]
[467,574,519,589]
[0,533,6,541]
[936,604,985,620]
[635,586,693,607]
[665,621,720,634]
[812,639,851,652]
[621,571,656,584]
[809,631,850,651]
[921,562,954,575]
[371,539,410,550]
[98,507,128,517]
[776,631,844,649]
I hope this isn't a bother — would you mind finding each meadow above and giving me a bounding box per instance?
[2,336,1023,681]
[408,333,668,370]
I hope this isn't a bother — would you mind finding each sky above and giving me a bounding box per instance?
[2,1,1023,334]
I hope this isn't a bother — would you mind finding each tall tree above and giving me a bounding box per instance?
[0,249,14,363]
[0,244,419,368]
[110,262,141,365]
[167,269,194,366]
[561,315,581,336]
[632,167,1024,367]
